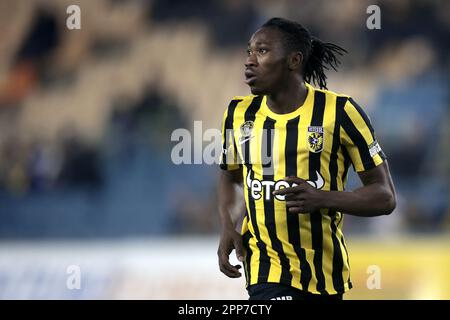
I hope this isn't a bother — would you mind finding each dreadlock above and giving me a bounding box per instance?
[262,17,347,90]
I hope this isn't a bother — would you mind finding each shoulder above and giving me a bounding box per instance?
[313,86,351,102]
[315,87,375,128]
[228,94,257,106]
[311,85,366,112]
[223,94,259,115]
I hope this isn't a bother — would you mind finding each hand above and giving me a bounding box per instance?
[272,176,325,214]
[217,228,244,278]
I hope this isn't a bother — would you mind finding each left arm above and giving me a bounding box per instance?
[273,161,396,217]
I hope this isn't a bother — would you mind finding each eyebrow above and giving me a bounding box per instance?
[247,41,269,46]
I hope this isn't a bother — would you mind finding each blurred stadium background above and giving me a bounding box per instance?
[0,0,449,299]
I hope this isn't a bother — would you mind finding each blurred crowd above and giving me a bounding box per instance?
[0,0,449,238]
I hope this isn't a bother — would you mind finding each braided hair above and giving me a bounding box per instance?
[262,17,347,90]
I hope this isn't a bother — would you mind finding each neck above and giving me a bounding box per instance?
[266,77,307,114]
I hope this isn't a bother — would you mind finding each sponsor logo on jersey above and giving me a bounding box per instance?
[246,170,324,201]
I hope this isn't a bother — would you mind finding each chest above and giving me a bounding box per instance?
[234,115,337,166]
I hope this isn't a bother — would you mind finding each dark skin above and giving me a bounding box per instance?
[218,27,397,278]
[244,27,307,113]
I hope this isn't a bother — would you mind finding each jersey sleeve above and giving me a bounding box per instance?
[340,98,386,172]
[219,99,241,171]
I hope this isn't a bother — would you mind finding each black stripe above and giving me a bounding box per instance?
[309,91,327,294]
[349,98,387,161]
[341,234,352,286]
[330,214,344,292]
[260,118,292,284]
[310,92,326,126]
[242,96,270,282]
[342,146,351,187]
[329,97,346,192]
[285,116,312,290]
[348,98,375,137]
[336,99,352,183]
[341,106,376,170]
[220,99,240,170]
[328,96,346,292]
[242,231,253,287]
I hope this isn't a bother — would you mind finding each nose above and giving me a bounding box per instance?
[245,52,257,68]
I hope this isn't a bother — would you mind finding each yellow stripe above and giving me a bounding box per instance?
[336,144,346,191]
[240,215,249,286]
[241,215,249,234]
[232,99,252,165]
[319,93,335,191]
[319,93,336,293]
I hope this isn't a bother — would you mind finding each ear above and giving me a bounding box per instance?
[288,51,303,71]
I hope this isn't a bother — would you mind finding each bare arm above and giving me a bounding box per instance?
[218,168,243,231]
[273,161,396,217]
[217,167,245,278]
[321,161,396,216]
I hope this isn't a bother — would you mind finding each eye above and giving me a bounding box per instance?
[246,49,252,56]
[259,48,268,54]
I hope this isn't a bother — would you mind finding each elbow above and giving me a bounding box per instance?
[381,190,396,215]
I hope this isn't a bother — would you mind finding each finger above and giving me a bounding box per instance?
[217,244,232,257]
[284,193,303,201]
[219,266,241,278]
[283,176,307,184]
[219,262,241,278]
[273,185,305,196]
[288,207,302,214]
[219,253,242,277]
[286,201,301,208]
[219,251,242,274]
[233,237,245,262]
[288,207,309,214]
[219,262,242,278]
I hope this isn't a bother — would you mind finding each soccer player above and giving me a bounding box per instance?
[217,17,396,300]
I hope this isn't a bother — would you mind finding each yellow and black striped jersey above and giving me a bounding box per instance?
[219,82,386,295]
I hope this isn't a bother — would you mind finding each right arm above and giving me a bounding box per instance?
[217,167,245,278]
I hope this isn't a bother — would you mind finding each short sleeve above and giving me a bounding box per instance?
[340,98,386,172]
[219,99,241,171]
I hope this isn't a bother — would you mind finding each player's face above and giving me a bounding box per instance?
[245,27,289,95]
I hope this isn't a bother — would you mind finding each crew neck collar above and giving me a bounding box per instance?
[261,82,314,121]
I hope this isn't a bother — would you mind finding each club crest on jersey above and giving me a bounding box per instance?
[239,121,254,145]
[307,126,324,153]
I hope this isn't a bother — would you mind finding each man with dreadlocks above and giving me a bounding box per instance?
[217,17,396,300]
